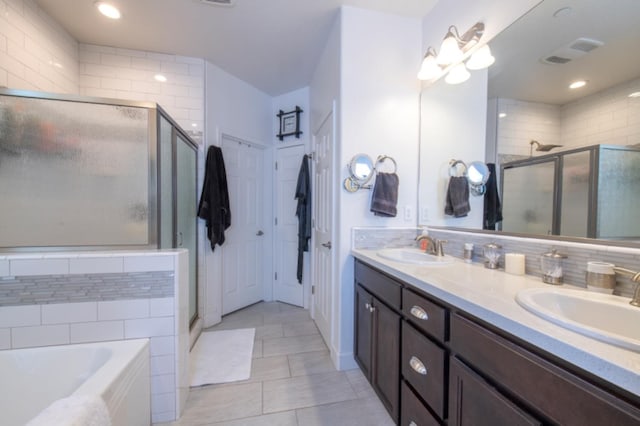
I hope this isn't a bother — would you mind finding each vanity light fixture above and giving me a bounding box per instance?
[498,112,507,118]
[628,92,640,98]
[569,80,587,89]
[154,74,167,82]
[418,22,493,84]
[95,2,121,19]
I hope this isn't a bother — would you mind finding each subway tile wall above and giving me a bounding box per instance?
[0,250,188,423]
[0,0,79,93]
[496,76,640,158]
[78,43,205,142]
[352,227,640,298]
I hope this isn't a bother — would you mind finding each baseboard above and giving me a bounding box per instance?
[331,349,358,371]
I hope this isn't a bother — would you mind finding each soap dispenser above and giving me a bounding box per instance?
[540,249,567,285]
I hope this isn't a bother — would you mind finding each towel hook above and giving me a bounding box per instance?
[448,159,467,177]
[374,155,397,174]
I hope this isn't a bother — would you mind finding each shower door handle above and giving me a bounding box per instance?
[256,230,264,236]
[177,232,183,247]
[321,241,332,249]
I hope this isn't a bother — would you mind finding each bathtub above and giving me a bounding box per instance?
[0,339,150,426]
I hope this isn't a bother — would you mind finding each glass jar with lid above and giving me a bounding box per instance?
[540,249,567,284]
[483,242,502,269]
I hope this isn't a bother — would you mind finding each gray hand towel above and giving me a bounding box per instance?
[444,176,470,217]
[370,172,399,217]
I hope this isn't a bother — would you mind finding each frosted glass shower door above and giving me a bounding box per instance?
[176,134,198,324]
[502,159,557,235]
[559,150,591,237]
[0,94,151,248]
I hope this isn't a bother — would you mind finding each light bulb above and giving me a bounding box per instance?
[445,63,470,85]
[417,52,442,81]
[95,2,121,19]
[437,28,463,66]
[466,45,495,70]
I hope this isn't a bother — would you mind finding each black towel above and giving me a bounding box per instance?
[370,173,399,217]
[483,163,502,230]
[444,176,470,217]
[198,145,231,251]
[295,155,311,284]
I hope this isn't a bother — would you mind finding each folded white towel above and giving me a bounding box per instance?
[27,395,111,426]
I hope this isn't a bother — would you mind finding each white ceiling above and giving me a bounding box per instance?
[35,0,436,96]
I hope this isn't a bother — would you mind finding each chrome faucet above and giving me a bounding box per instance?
[415,235,447,257]
[612,267,640,307]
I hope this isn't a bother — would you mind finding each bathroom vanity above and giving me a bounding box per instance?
[352,251,640,425]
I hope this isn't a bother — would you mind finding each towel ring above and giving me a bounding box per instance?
[448,159,468,177]
[374,155,397,174]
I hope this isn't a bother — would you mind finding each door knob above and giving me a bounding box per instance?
[256,230,264,236]
[321,241,332,249]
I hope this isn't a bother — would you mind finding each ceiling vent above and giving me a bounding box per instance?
[199,0,235,6]
[541,37,604,65]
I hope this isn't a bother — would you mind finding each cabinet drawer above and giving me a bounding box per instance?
[450,313,640,426]
[401,380,440,426]
[401,321,446,420]
[402,288,446,342]
[355,260,401,309]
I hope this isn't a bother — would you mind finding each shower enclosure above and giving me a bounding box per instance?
[0,88,199,324]
[500,144,640,240]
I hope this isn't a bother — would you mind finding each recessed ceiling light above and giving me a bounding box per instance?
[154,74,167,82]
[191,123,198,127]
[95,2,121,20]
[569,80,587,89]
[498,112,507,118]
[628,92,640,98]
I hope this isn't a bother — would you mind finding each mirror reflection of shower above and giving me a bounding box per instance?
[529,140,563,157]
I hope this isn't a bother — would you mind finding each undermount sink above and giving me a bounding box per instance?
[516,287,640,352]
[376,248,455,266]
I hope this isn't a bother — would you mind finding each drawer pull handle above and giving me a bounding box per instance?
[409,422,418,426]
[410,305,429,320]
[364,303,374,313]
[409,356,427,375]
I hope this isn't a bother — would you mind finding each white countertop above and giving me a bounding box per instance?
[351,248,640,397]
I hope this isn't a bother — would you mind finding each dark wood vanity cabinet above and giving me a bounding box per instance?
[354,262,401,422]
[354,259,640,426]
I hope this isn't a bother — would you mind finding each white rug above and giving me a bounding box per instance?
[190,328,255,387]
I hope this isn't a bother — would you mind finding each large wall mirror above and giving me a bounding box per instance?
[418,0,640,245]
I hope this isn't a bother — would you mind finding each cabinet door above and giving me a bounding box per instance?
[373,298,401,423]
[449,357,541,426]
[401,380,440,426]
[354,284,374,380]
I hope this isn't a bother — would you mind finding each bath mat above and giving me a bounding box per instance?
[190,328,255,387]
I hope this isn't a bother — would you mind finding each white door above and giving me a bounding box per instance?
[311,110,334,343]
[221,136,265,315]
[274,144,306,307]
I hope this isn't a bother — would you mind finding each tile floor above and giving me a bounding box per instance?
[158,301,394,426]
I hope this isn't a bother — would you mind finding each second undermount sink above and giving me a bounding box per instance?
[376,248,455,266]
[516,287,640,352]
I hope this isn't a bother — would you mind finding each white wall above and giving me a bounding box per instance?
[203,62,273,326]
[0,0,78,93]
[334,6,422,369]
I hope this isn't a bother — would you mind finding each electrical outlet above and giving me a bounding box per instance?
[404,205,412,221]
[420,207,429,222]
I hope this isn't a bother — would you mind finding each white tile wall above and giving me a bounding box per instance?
[9,258,69,276]
[496,76,640,156]
[0,0,79,93]
[123,255,174,272]
[42,301,97,324]
[78,44,205,135]
[0,260,9,276]
[69,257,124,274]
[0,251,188,422]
